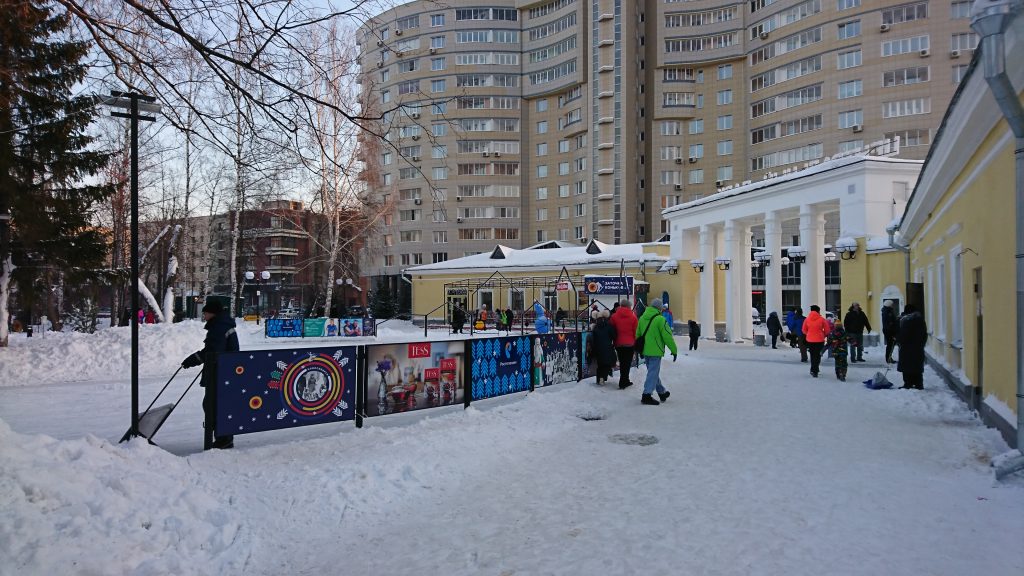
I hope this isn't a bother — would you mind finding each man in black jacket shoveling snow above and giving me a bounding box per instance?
[182,300,239,450]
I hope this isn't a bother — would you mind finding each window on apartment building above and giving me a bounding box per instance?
[716,166,733,182]
[837,20,860,40]
[717,115,733,130]
[952,65,969,84]
[716,90,733,105]
[717,64,732,80]
[431,14,444,27]
[837,0,860,9]
[688,143,704,159]
[688,119,704,134]
[951,1,971,19]
[688,169,704,184]
[432,252,448,263]
[717,140,733,155]
[837,49,862,69]
[837,109,862,128]
[838,79,862,99]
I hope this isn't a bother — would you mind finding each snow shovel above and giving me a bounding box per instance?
[144,370,202,443]
[119,367,199,443]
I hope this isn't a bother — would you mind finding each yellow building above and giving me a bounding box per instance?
[892,6,1024,448]
[404,240,682,326]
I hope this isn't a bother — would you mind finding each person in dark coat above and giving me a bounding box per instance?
[882,300,899,363]
[451,305,466,334]
[504,307,514,333]
[182,300,240,450]
[828,321,851,381]
[766,311,783,349]
[790,309,807,361]
[591,310,618,385]
[687,319,701,350]
[897,304,928,390]
[843,302,872,363]
[555,307,567,329]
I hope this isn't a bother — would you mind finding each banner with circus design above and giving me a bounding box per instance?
[364,340,466,417]
[215,346,358,435]
[470,336,533,401]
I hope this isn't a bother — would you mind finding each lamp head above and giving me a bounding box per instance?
[261,270,271,280]
[244,271,254,281]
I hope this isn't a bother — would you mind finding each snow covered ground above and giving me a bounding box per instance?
[1,322,1022,575]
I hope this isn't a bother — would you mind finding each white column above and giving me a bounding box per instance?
[698,225,716,338]
[740,225,754,339]
[799,205,827,312]
[724,220,743,342]
[764,211,784,316]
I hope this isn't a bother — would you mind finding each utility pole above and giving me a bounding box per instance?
[106,91,159,440]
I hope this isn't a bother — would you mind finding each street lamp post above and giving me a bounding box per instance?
[336,277,352,316]
[105,91,159,442]
[245,270,271,324]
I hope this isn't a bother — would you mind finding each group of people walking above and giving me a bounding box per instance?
[764,300,927,388]
[587,298,677,406]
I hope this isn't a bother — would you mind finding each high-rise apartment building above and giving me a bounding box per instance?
[357,0,973,293]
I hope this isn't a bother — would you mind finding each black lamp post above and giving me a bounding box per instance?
[105,91,159,441]
[245,270,270,324]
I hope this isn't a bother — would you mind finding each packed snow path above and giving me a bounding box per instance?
[1,326,1022,575]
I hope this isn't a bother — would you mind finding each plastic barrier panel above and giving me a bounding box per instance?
[216,346,358,435]
[470,336,532,401]
[580,331,596,380]
[365,340,466,417]
[341,318,364,337]
[265,318,303,338]
[534,333,580,388]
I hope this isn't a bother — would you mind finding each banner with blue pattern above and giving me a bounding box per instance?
[470,336,532,401]
[265,318,303,338]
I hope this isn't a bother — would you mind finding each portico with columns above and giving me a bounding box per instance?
[664,149,923,342]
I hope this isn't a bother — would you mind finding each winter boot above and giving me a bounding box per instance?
[618,381,634,390]
[641,394,660,406]
[658,390,671,402]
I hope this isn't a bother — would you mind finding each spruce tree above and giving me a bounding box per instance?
[370,281,397,319]
[0,0,113,337]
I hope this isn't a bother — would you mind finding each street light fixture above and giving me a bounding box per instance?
[714,257,731,271]
[754,251,771,267]
[690,259,705,273]
[787,247,808,264]
[824,251,839,263]
[245,270,270,324]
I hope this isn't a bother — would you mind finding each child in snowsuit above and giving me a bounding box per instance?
[828,320,850,381]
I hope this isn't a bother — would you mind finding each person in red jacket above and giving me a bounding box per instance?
[608,299,638,389]
[802,305,830,378]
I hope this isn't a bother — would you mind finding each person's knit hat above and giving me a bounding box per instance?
[600,309,610,319]
[202,300,223,315]
[591,311,600,320]
[884,300,895,308]
[650,298,664,310]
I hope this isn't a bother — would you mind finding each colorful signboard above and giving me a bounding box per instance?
[341,318,364,337]
[534,333,580,388]
[216,346,358,435]
[303,318,328,337]
[470,336,532,400]
[365,340,466,417]
[582,275,634,296]
[265,318,302,338]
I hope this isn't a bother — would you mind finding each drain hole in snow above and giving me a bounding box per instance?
[576,408,608,421]
[608,433,659,446]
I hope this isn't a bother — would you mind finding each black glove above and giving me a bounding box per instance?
[181,353,201,368]
[672,354,678,362]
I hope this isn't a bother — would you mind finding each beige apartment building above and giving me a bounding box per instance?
[357,0,974,298]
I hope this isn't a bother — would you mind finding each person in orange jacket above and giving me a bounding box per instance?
[802,305,830,378]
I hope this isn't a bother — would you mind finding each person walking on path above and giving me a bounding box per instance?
[591,309,618,385]
[802,305,829,378]
[828,320,851,381]
[766,311,783,349]
[843,302,872,363]
[687,319,701,351]
[897,304,928,389]
[661,306,674,330]
[503,307,514,333]
[790,308,807,362]
[636,298,677,405]
[785,310,797,347]
[451,305,466,334]
[555,307,567,329]
[882,300,899,364]
[609,299,638,389]
[181,300,240,450]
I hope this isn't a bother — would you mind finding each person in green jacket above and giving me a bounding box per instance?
[636,298,678,405]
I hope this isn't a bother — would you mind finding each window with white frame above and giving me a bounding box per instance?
[717,115,733,130]
[951,1,971,19]
[689,119,704,134]
[838,79,862,99]
[688,143,704,159]
[716,90,733,105]
[882,98,931,118]
[433,230,448,243]
[837,49,862,69]
[838,109,862,128]
[661,121,682,135]
[837,139,863,153]
[537,187,548,200]
[951,32,979,51]
[688,169,704,184]
[837,20,860,40]
[927,265,935,333]
[882,35,929,57]
[717,140,733,155]
[716,165,733,181]
[936,257,947,340]
[950,249,963,345]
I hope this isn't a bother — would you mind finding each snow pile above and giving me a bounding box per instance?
[0,322,207,388]
[0,420,244,575]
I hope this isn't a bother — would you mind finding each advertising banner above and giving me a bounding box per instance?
[341,318,364,337]
[582,275,634,296]
[216,346,358,435]
[365,340,466,417]
[303,318,327,337]
[534,333,580,388]
[265,318,303,338]
[470,336,532,401]
[580,331,596,379]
